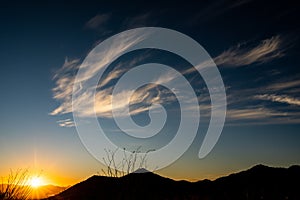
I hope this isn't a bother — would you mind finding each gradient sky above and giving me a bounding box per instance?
[0,0,300,186]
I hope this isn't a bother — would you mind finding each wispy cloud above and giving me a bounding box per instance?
[267,79,300,91]
[255,94,300,106]
[183,35,290,75]
[51,27,298,127]
[51,29,181,120]
[190,0,252,24]
[220,75,300,125]
[183,60,215,75]
[85,13,111,29]
[122,12,156,29]
[220,88,300,124]
[50,58,80,115]
[215,35,287,67]
[225,108,300,125]
[227,107,286,120]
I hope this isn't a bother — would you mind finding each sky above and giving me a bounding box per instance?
[0,0,300,186]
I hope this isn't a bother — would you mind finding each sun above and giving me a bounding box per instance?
[29,176,44,188]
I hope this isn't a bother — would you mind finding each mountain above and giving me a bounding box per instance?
[132,168,151,173]
[45,165,300,200]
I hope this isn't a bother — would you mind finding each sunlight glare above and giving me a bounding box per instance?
[30,176,44,188]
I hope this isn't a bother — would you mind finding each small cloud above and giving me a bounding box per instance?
[57,119,75,127]
[85,13,111,29]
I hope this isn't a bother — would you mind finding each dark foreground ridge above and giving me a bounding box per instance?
[46,165,300,200]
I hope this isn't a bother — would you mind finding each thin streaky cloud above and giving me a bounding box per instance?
[267,79,300,91]
[255,94,300,106]
[97,68,127,89]
[183,60,215,75]
[97,53,151,89]
[190,0,252,24]
[183,35,289,75]
[225,107,300,125]
[57,119,75,127]
[215,35,287,67]
[218,82,300,124]
[122,12,156,29]
[85,13,111,29]
[227,107,286,120]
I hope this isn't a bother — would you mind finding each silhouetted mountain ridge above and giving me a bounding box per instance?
[46,165,300,200]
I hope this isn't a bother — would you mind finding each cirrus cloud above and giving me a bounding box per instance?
[214,35,288,67]
[255,94,300,106]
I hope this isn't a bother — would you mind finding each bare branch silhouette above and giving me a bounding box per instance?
[100,147,154,177]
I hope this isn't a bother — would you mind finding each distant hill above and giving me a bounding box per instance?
[30,185,66,199]
[0,184,65,200]
[45,165,300,200]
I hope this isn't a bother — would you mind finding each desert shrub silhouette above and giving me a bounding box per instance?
[0,169,32,200]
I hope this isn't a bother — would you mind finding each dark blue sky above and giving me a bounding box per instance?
[0,0,299,185]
